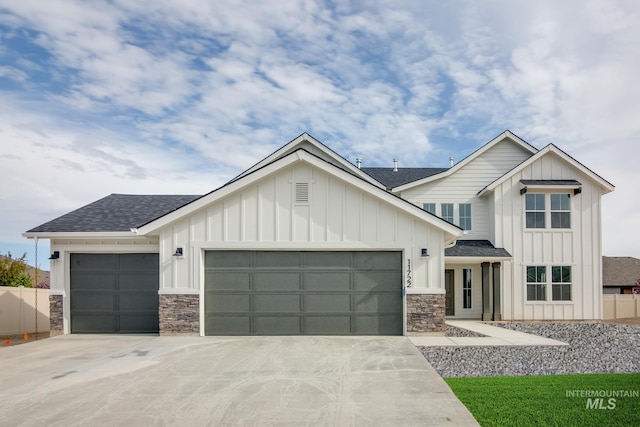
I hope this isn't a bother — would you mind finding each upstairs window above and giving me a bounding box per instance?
[459,204,472,230]
[441,203,454,223]
[525,194,545,228]
[423,203,436,214]
[550,194,571,228]
[525,193,572,229]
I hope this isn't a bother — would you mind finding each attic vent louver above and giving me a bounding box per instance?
[295,182,309,203]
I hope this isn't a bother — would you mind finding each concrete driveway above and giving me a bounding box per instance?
[0,335,478,426]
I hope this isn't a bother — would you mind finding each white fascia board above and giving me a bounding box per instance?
[392,130,538,192]
[137,149,464,241]
[478,144,615,197]
[445,256,512,264]
[233,133,385,189]
[22,231,138,239]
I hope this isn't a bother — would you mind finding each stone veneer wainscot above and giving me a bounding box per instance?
[49,294,63,334]
[406,294,445,333]
[159,294,199,334]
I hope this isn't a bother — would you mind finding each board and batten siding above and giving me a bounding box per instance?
[399,138,533,240]
[490,152,603,320]
[158,163,446,294]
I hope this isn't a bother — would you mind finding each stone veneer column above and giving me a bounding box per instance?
[159,294,199,335]
[406,294,445,332]
[49,294,63,335]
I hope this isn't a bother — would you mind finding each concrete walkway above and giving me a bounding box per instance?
[0,335,479,426]
[409,321,569,347]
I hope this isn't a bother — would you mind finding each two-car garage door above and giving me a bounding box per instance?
[204,251,403,335]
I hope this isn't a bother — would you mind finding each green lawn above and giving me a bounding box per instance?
[445,373,640,427]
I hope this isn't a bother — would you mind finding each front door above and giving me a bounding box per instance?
[445,269,454,316]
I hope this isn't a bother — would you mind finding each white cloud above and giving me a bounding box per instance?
[0,0,638,257]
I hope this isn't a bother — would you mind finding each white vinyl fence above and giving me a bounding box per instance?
[0,286,50,336]
[603,294,640,320]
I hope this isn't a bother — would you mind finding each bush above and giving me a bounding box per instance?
[0,252,33,287]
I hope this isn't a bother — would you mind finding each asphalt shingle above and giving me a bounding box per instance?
[361,167,448,190]
[27,194,201,233]
[445,240,511,258]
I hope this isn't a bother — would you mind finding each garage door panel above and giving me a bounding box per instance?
[206,251,253,268]
[254,272,300,290]
[254,294,301,312]
[70,274,116,290]
[72,314,117,333]
[353,252,401,270]
[71,254,116,270]
[353,271,400,291]
[256,251,299,268]
[120,294,160,311]
[206,316,250,335]
[304,316,351,334]
[206,294,251,312]
[254,316,301,334]
[304,272,350,290]
[119,254,158,270]
[356,315,402,335]
[304,294,351,312]
[303,252,352,268]
[119,274,159,291]
[354,293,401,313]
[70,293,115,311]
[119,314,160,333]
[206,272,251,290]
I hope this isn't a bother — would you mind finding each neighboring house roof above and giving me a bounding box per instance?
[134,148,464,244]
[361,167,448,190]
[603,256,640,287]
[391,130,538,192]
[478,144,615,196]
[445,240,512,258]
[26,194,200,233]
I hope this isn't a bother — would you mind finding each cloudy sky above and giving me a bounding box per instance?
[1,0,638,269]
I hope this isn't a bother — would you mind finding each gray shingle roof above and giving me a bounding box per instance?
[603,256,640,287]
[27,194,201,233]
[361,167,448,190]
[445,240,512,258]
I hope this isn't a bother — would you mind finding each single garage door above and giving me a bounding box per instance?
[70,253,159,333]
[204,251,402,335]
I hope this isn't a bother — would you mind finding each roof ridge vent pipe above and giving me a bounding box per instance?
[356,157,362,169]
[393,158,398,172]
[449,156,454,167]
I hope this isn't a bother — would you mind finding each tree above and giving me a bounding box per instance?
[0,252,32,287]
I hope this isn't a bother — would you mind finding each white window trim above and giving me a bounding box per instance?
[524,193,573,231]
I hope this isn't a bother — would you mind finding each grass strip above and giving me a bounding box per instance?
[445,373,640,427]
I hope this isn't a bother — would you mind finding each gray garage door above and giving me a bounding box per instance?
[70,253,159,333]
[204,251,402,335]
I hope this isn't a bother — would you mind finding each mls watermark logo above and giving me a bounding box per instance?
[566,389,639,410]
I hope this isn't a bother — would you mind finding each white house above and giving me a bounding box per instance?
[23,131,613,335]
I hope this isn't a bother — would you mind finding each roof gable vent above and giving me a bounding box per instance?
[295,182,309,203]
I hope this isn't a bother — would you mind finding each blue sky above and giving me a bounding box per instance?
[1,0,639,270]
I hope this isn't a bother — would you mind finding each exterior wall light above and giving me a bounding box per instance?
[421,248,429,257]
[48,251,60,260]
[173,247,183,257]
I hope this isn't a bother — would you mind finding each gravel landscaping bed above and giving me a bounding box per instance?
[420,322,640,378]
[445,324,486,337]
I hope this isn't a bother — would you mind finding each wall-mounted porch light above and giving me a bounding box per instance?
[173,247,183,257]
[421,248,429,257]
[48,251,60,260]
